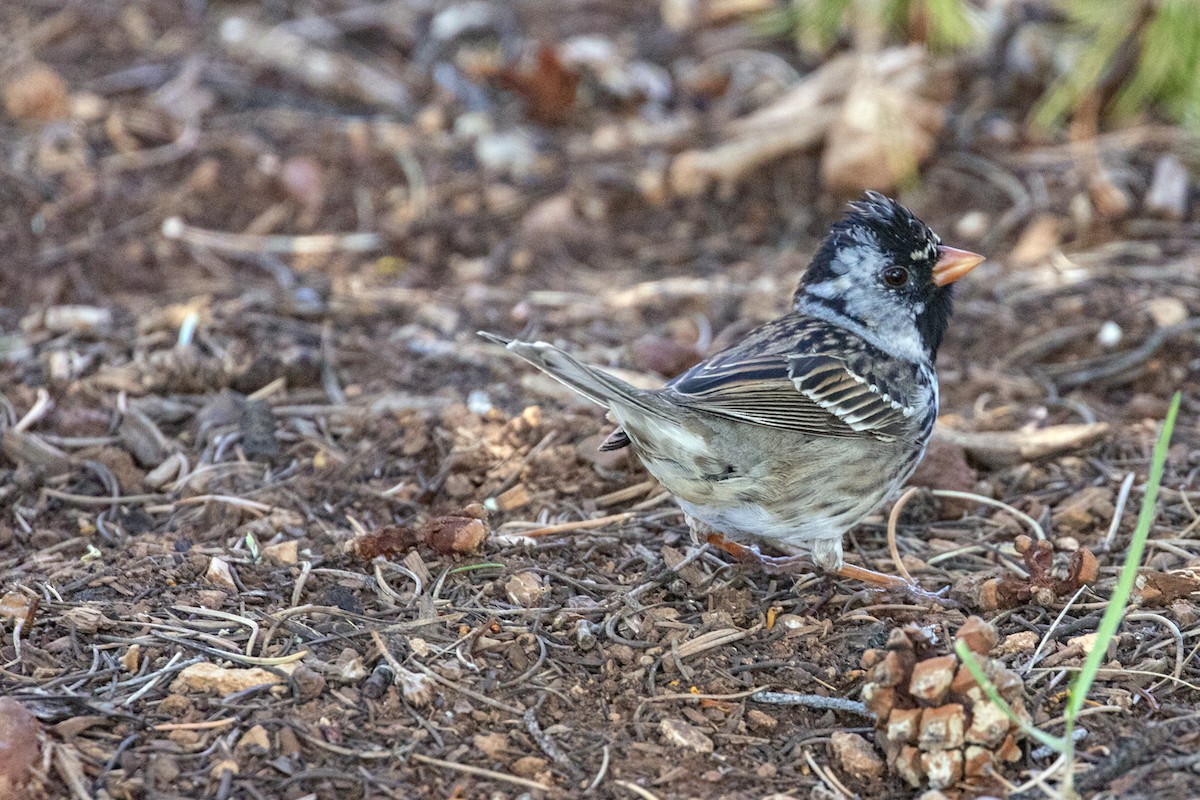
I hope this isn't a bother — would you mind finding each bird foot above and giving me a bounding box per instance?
[705,533,954,607]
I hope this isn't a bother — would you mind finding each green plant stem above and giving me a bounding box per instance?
[1059,390,1181,792]
[954,640,1066,753]
[953,391,1180,798]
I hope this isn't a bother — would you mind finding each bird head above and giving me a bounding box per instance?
[795,191,984,360]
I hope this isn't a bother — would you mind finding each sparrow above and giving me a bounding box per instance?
[481,192,983,593]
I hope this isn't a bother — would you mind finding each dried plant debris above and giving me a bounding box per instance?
[861,619,1024,793]
[954,535,1100,610]
[345,505,491,560]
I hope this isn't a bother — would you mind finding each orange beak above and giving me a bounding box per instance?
[931,246,985,287]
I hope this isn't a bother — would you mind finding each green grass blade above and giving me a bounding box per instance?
[1065,391,1181,722]
[954,640,1066,753]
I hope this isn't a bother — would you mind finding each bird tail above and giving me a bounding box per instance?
[478,332,667,418]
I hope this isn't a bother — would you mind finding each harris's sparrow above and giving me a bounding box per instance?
[481,192,983,592]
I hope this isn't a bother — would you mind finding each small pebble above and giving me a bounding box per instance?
[830,731,884,780]
[1096,320,1122,348]
[658,718,713,753]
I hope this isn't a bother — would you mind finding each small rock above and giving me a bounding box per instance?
[278,727,301,757]
[745,709,777,732]
[1144,154,1189,220]
[262,540,298,565]
[121,644,141,673]
[658,718,713,753]
[205,557,238,591]
[954,210,989,242]
[279,156,326,218]
[168,729,201,748]
[908,655,957,704]
[3,63,69,121]
[1146,297,1188,329]
[149,753,180,785]
[505,572,547,607]
[34,305,113,334]
[474,733,508,760]
[999,631,1039,655]
[493,484,530,511]
[196,589,227,609]
[1096,320,1123,349]
[511,755,548,777]
[475,129,540,178]
[171,662,294,695]
[158,694,192,717]
[235,725,271,756]
[1066,632,1098,653]
[87,447,145,493]
[290,664,326,702]
[340,648,371,681]
[829,731,884,780]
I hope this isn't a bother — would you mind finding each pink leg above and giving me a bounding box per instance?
[705,534,954,606]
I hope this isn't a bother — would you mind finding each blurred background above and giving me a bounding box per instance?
[2,2,1200,798]
[2,0,1196,439]
[2,0,1197,305]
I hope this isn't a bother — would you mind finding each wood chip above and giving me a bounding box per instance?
[658,718,713,753]
[934,423,1109,468]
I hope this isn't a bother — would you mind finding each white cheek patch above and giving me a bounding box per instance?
[833,245,881,277]
[805,275,853,298]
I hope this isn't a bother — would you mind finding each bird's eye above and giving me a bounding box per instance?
[883,267,909,287]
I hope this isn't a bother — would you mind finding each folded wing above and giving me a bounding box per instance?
[664,322,916,441]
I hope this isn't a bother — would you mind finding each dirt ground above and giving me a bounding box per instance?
[2,2,1200,799]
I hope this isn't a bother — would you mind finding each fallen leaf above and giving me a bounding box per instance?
[487,43,579,125]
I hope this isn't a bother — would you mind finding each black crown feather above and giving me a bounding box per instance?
[839,191,938,250]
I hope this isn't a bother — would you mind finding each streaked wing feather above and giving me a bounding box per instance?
[665,334,910,440]
[790,354,912,435]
